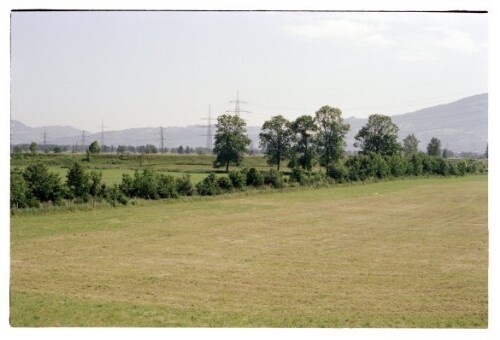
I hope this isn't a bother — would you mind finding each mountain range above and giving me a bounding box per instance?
[11,93,488,153]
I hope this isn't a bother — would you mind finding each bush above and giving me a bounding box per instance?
[134,169,159,199]
[66,161,91,201]
[10,168,37,209]
[246,168,264,187]
[176,175,195,196]
[457,161,468,176]
[119,173,135,197]
[228,170,246,189]
[89,170,107,201]
[289,167,309,185]
[217,176,233,192]
[263,169,284,188]
[387,155,408,177]
[105,184,128,206]
[157,174,178,199]
[407,153,425,176]
[196,174,220,196]
[326,162,349,183]
[23,162,64,204]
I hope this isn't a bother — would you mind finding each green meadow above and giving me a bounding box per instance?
[10,175,488,327]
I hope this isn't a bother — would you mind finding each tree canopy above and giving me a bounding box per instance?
[290,115,317,170]
[259,115,293,171]
[213,114,251,172]
[314,105,350,166]
[88,141,101,154]
[427,137,442,156]
[354,114,401,156]
[403,133,420,155]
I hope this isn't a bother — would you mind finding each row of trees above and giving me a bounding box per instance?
[212,106,469,172]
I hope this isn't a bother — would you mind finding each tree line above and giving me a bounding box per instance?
[10,106,488,211]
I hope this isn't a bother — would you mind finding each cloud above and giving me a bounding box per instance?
[283,18,393,46]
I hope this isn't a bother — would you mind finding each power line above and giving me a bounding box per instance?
[200,104,214,152]
[226,90,250,117]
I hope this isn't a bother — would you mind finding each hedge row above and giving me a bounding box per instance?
[11,154,486,210]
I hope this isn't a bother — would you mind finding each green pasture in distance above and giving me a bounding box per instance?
[10,176,488,327]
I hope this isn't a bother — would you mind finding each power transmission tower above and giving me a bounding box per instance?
[42,128,48,152]
[98,118,109,147]
[81,130,88,152]
[156,127,166,154]
[200,105,214,152]
[226,90,250,117]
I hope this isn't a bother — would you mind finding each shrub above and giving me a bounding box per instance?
[135,169,159,199]
[196,174,220,196]
[326,162,349,183]
[157,174,178,199]
[89,170,107,200]
[246,167,264,187]
[176,175,195,196]
[263,169,284,188]
[228,170,246,189]
[217,176,233,192]
[105,184,128,206]
[457,161,468,176]
[407,153,425,176]
[23,162,64,204]
[289,167,311,185]
[119,173,135,197]
[66,161,91,201]
[10,168,37,209]
[387,155,408,177]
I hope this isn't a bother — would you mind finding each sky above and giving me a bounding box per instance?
[10,10,488,133]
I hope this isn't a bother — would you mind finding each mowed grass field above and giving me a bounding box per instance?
[10,176,488,327]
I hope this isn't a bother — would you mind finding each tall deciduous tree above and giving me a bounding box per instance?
[213,114,251,172]
[29,141,38,155]
[259,115,293,171]
[403,133,420,154]
[314,105,350,166]
[289,115,317,170]
[354,114,401,156]
[427,137,442,156]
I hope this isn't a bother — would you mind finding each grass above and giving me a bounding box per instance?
[10,176,488,327]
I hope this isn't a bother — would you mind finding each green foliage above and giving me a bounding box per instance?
[157,174,178,199]
[29,142,38,155]
[246,167,264,187]
[119,173,135,196]
[217,176,234,193]
[144,144,158,154]
[290,115,317,170]
[457,161,468,176]
[314,106,350,166]
[105,184,128,206]
[427,137,442,156]
[53,147,62,154]
[289,167,310,185]
[259,115,293,171]
[228,170,246,190]
[196,174,221,196]
[403,134,419,155]
[134,169,159,199]
[88,141,101,154]
[263,169,284,188]
[66,161,91,201]
[387,154,408,177]
[89,170,107,200]
[176,175,195,196]
[116,145,127,154]
[213,114,251,172]
[354,114,401,156]
[23,162,64,203]
[10,168,38,209]
[326,162,350,183]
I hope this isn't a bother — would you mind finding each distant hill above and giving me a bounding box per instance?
[344,93,488,153]
[11,93,488,153]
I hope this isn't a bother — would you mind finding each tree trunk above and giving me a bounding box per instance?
[226,161,229,173]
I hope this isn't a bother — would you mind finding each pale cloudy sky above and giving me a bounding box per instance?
[10,10,488,132]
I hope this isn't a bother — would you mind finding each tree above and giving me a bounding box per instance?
[213,114,251,172]
[290,115,317,170]
[144,144,158,154]
[116,145,126,154]
[177,145,184,154]
[23,162,64,203]
[66,161,91,200]
[314,106,350,166]
[29,142,38,155]
[442,148,454,159]
[53,146,62,154]
[88,141,101,154]
[403,134,419,155]
[259,115,293,171]
[427,137,442,156]
[354,114,401,156]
